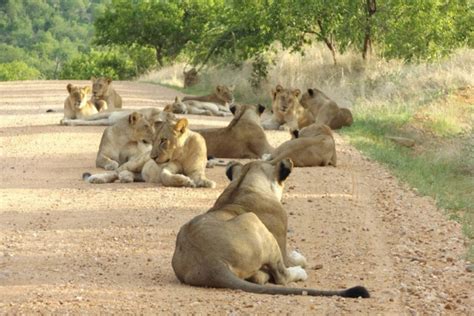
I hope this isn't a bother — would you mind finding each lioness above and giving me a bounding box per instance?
[95,111,161,170]
[262,84,313,130]
[263,124,337,167]
[182,85,234,111]
[91,77,123,111]
[172,159,370,298]
[164,96,232,117]
[300,88,353,129]
[197,104,273,158]
[84,118,215,188]
[61,107,166,126]
[61,84,98,123]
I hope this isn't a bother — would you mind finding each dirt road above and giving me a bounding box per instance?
[0,81,471,314]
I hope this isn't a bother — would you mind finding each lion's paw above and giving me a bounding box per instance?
[287,266,308,282]
[87,175,106,184]
[289,250,308,268]
[262,153,272,161]
[104,161,119,170]
[118,170,134,183]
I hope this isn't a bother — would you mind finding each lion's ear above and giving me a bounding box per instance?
[277,158,293,182]
[163,104,172,112]
[67,83,74,93]
[106,77,112,84]
[275,84,283,92]
[90,76,96,81]
[174,118,188,133]
[129,112,140,125]
[230,104,237,115]
[307,88,314,97]
[291,129,299,138]
[216,85,222,93]
[293,89,301,98]
[174,96,180,102]
[257,104,265,115]
[225,161,243,181]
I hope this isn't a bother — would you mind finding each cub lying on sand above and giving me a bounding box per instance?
[197,104,273,158]
[164,96,231,116]
[300,88,353,129]
[84,118,215,188]
[61,84,99,123]
[95,111,169,170]
[263,123,337,167]
[91,77,122,111]
[182,85,234,111]
[172,159,370,298]
[262,84,313,130]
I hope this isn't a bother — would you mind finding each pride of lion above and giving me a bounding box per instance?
[59,79,368,299]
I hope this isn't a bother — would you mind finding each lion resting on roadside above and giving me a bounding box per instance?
[84,118,215,188]
[95,111,164,170]
[263,123,337,167]
[164,96,232,117]
[182,85,234,111]
[91,77,123,111]
[172,159,370,298]
[61,84,99,123]
[262,84,314,130]
[197,104,273,158]
[300,88,353,129]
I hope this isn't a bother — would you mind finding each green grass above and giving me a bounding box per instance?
[340,103,473,260]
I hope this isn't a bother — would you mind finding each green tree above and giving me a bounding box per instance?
[0,61,41,81]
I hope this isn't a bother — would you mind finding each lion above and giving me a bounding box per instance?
[171,159,370,298]
[263,123,337,167]
[60,107,167,126]
[164,96,232,117]
[182,85,234,112]
[262,84,314,130]
[91,77,123,111]
[84,118,215,188]
[95,111,164,170]
[61,84,99,123]
[196,103,273,158]
[299,88,353,129]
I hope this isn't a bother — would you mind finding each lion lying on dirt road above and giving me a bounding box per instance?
[90,76,122,111]
[182,85,234,112]
[263,123,337,167]
[196,103,273,158]
[95,111,168,170]
[61,84,99,123]
[261,84,314,131]
[84,118,215,188]
[300,88,353,130]
[164,96,232,117]
[60,107,167,126]
[171,159,370,298]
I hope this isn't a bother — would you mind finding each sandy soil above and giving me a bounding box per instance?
[0,80,472,314]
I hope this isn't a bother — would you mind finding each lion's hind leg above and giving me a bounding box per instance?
[160,163,196,187]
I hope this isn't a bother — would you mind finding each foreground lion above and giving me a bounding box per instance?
[172,159,369,297]
[84,118,215,188]
[91,77,123,111]
[95,111,164,170]
[263,124,337,167]
[262,85,313,130]
[182,85,234,112]
[164,96,231,117]
[197,104,273,158]
[300,88,353,129]
[61,84,99,123]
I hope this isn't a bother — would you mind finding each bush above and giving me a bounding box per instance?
[0,61,41,81]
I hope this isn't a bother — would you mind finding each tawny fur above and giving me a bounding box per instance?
[91,77,123,111]
[182,85,234,109]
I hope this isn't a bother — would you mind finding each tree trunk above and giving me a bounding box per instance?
[317,20,338,65]
[362,0,376,60]
[155,46,164,67]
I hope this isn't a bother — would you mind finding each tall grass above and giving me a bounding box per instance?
[141,45,474,260]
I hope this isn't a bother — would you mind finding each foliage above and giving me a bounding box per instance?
[0,61,41,81]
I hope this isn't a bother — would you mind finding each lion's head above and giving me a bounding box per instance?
[150,118,188,164]
[164,97,187,114]
[126,112,155,144]
[215,85,235,104]
[91,77,112,99]
[272,84,301,114]
[66,84,91,109]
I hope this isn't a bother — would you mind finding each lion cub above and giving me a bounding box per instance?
[91,77,123,111]
[84,118,215,188]
[164,96,231,116]
[171,159,369,298]
[263,123,337,167]
[61,84,98,123]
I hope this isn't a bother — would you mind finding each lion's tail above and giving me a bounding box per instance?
[208,263,369,298]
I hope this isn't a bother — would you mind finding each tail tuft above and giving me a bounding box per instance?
[341,286,370,298]
[46,109,55,113]
[82,172,91,181]
[207,155,215,161]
